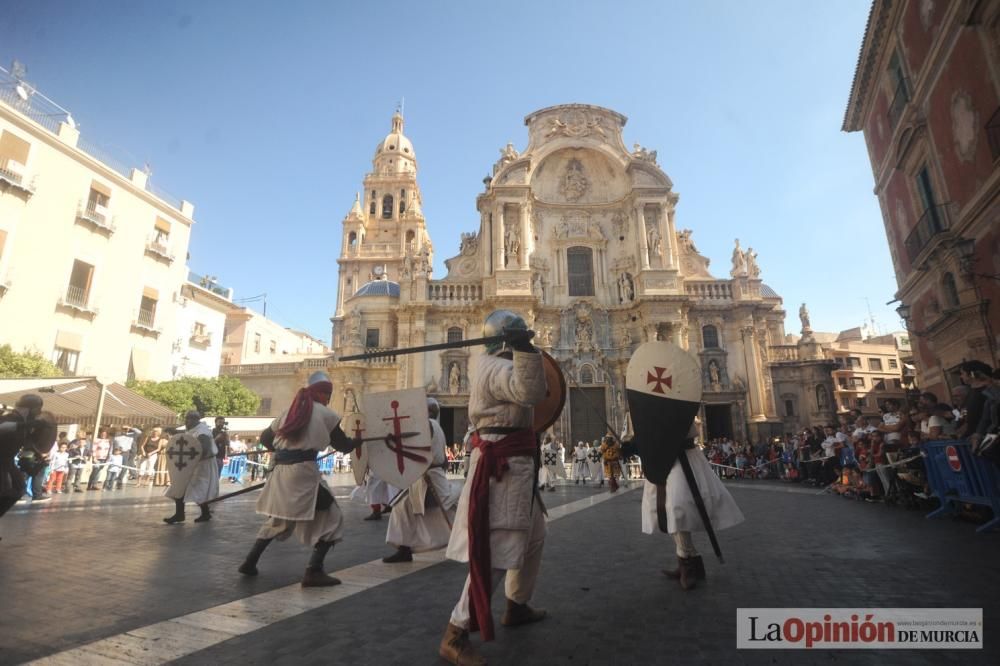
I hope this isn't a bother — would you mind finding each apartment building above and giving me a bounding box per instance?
[0,64,195,382]
[221,306,329,367]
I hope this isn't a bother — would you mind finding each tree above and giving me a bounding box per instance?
[129,376,260,417]
[0,345,63,378]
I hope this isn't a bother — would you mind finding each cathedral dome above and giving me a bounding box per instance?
[374,111,415,161]
[353,279,400,298]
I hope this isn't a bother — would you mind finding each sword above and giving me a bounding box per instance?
[338,334,506,361]
[206,432,421,505]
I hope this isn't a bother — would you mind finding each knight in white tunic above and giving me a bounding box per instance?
[587,440,605,487]
[538,435,561,491]
[383,397,458,562]
[640,420,744,590]
[238,372,360,588]
[440,310,549,666]
[163,411,219,524]
[573,442,590,484]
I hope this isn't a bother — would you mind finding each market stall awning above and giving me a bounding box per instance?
[0,377,178,429]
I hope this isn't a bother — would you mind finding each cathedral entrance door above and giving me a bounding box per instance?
[704,404,733,441]
[440,407,469,446]
[569,387,606,446]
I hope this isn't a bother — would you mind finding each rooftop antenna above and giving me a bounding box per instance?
[862,297,880,338]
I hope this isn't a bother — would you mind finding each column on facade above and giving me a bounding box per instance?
[520,201,531,269]
[739,324,767,420]
[661,205,675,269]
[494,203,505,273]
[411,316,426,390]
[635,201,650,270]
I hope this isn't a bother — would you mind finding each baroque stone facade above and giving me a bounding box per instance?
[229,105,833,443]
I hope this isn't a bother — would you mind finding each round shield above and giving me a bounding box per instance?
[625,341,702,403]
[341,411,368,486]
[533,350,566,433]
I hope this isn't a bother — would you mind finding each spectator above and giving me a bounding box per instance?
[65,431,88,492]
[958,360,992,441]
[46,441,70,494]
[213,417,230,475]
[878,399,907,455]
[153,433,171,486]
[113,426,141,488]
[87,430,111,490]
[819,425,846,484]
[137,427,164,487]
[914,392,947,441]
[104,448,123,491]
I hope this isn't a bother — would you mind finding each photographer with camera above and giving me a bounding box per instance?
[213,416,230,477]
[1,394,58,520]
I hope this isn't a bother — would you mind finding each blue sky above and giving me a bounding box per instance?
[1,0,897,342]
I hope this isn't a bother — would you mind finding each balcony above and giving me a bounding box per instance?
[145,237,175,263]
[187,271,233,300]
[75,200,116,235]
[887,77,910,129]
[189,331,212,347]
[685,281,733,301]
[57,285,98,318]
[904,203,952,264]
[131,309,161,336]
[0,160,35,197]
[427,282,483,304]
[361,347,397,365]
[768,344,800,362]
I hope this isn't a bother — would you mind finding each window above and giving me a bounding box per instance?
[399,189,406,214]
[889,359,898,369]
[838,377,849,388]
[847,357,861,369]
[850,377,866,388]
[382,195,394,219]
[153,217,171,245]
[66,260,94,306]
[348,231,358,251]
[874,378,887,391]
[856,398,867,408]
[369,194,376,215]
[0,130,30,183]
[887,50,909,127]
[580,365,595,384]
[365,328,380,348]
[942,272,960,309]
[834,357,846,368]
[785,399,795,417]
[253,333,261,353]
[892,378,903,389]
[86,182,111,218]
[567,247,594,297]
[915,165,939,223]
[257,398,272,416]
[269,340,277,354]
[138,293,157,327]
[447,327,463,343]
[192,322,207,337]
[869,358,883,371]
[51,347,79,374]
[702,325,720,349]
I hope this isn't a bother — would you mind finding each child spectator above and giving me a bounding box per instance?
[104,448,123,491]
[46,442,70,494]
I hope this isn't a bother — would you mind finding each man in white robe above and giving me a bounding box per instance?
[573,441,590,484]
[587,440,605,487]
[640,419,744,590]
[538,435,561,491]
[164,411,219,524]
[383,397,457,562]
[440,310,548,665]
[237,372,359,587]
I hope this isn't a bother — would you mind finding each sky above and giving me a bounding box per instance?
[0,0,899,343]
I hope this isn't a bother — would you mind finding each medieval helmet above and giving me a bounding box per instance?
[427,397,440,420]
[308,371,332,386]
[483,309,527,355]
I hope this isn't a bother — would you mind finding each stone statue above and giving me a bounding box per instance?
[504,225,520,266]
[617,272,634,303]
[732,375,746,392]
[532,272,544,298]
[400,252,413,279]
[799,303,812,332]
[539,326,553,347]
[647,224,662,262]
[708,360,721,390]
[746,247,760,278]
[575,319,593,352]
[345,308,362,345]
[449,362,461,395]
[500,142,519,163]
[559,159,589,202]
[816,384,829,410]
[730,238,747,277]
[678,229,698,254]
[618,327,632,348]
[343,388,357,413]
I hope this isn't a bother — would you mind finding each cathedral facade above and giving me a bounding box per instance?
[229,105,836,443]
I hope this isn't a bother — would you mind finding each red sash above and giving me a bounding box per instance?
[467,429,537,641]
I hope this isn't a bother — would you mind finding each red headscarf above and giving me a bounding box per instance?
[276,381,333,441]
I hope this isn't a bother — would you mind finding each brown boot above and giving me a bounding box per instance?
[677,556,699,590]
[301,541,341,587]
[662,555,706,581]
[439,622,487,665]
[500,599,547,627]
[382,546,413,563]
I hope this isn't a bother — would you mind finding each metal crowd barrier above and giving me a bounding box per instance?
[922,439,1000,533]
[220,457,248,483]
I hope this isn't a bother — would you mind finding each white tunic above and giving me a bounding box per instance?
[256,403,341,522]
[641,448,745,535]
[446,351,547,569]
[386,419,458,551]
[164,423,219,504]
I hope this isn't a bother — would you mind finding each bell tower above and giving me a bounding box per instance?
[334,110,432,318]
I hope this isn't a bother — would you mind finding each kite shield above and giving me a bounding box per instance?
[361,388,432,490]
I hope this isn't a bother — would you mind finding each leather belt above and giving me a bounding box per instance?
[476,426,521,436]
[274,449,317,465]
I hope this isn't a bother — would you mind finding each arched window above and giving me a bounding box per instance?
[369,191,376,215]
[567,246,594,297]
[348,231,357,251]
[702,325,720,349]
[382,195,394,219]
[447,327,463,343]
[580,365,594,384]
[942,272,960,309]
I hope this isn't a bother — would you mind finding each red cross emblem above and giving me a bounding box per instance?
[646,366,673,394]
[382,400,430,474]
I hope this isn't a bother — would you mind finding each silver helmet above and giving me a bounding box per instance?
[427,397,440,420]
[482,309,527,355]
[308,371,332,386]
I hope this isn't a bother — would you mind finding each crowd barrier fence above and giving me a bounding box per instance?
[922,439,1000,533]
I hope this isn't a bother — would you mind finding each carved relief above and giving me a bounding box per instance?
[631,143,658,164]
[558,158,590,202]
[553,210,605,241]
[498,278,529,290]
[612,210,628,239]
[545,108,607,139]
[950,91,977,163]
